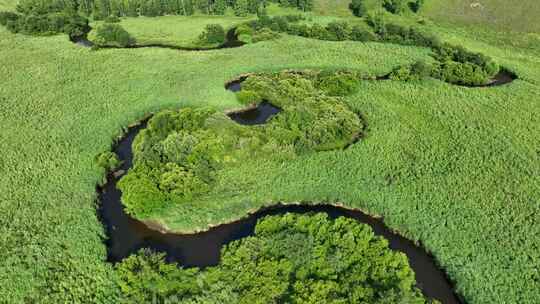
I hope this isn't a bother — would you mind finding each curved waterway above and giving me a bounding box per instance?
[98,120,463,304]
[72,27,244,50]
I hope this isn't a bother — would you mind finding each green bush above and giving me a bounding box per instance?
[349,0,368,17]
[93,23,133,47]
[351,25,378,42]
[119,72,363,219]
[235,90,261,104]
[409,0,424,13]
[251,28,280,43]
[316,72,361,96]
[0,11,20,26]
[104,15,120,23]
[116,249,201,303]
[235,23,254,43]
[116,213,429,303]
[0,10,89,38]
[96,151,120,171]
[382,0,408,14]
[198,23,225,45]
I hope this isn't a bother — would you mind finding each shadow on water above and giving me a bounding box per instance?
[98,121,463,304]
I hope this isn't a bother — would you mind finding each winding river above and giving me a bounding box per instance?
[98,116,463,303]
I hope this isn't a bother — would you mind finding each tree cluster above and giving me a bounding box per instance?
[0,10,89,38]
[269,0,313,12]
[116,213,431,303]
[91,22,134,46]
[117,71,363,219]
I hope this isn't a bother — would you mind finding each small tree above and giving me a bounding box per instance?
[382,0,407,14]
[234,0,249,16]
[199,24,225,44]
[349,0,367,17]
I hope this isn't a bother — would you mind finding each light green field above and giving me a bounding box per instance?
[1,5,540,304]
[90,15,252,47]
[423,0,540,33]
[0,0,16,10]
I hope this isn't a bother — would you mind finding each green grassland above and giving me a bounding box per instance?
[90,15,252,47]
[422,0,540,33]
[0,0,16,10]
[1,4,540,304]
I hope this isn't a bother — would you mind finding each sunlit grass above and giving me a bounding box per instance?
[0,9,539,304]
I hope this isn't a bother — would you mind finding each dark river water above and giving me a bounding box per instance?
[97,119,463,304]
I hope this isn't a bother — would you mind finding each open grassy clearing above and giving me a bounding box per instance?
[422,0,540,33]
[1,6,539,304]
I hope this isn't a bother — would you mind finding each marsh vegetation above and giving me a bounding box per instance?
[0,0,539,303]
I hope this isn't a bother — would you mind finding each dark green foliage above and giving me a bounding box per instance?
[93,22,133,47]
[104,15,120,23]
[325,21,351,41]
[408,0,424,13]
[239,72,362,152]
[234,0,249,16]
[433,43,499,77]
[382,0,408,14]
[96,151,120,171]
[117,213,429,303]
[0,10,90,38]
[116,249,201,303]
[430,43,499,85]
[270,0,313,11]
[199,23,225,44]
[251,27,279,42]
[349,0,367,17]
[118,108,225,217]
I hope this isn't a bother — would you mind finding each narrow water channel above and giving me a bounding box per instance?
[97,121,463,304]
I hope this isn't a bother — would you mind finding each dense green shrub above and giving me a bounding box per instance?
[350,25,378,41]
[235,90,262,104]
[93,23,133,47]
[0,11,20,26]
[116,249,201,303]
[117,213,430,303]
[104,15,120,23]
[0,9,90,38]
[270,0,314,11]
[325,21,351,41]
[251,27,280,42]
[236,24,279,44]
[409,0,424,13]
[315,71,361,96]
[199,23,225,44]
[240,72,362,152]
[96,151,120,171]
